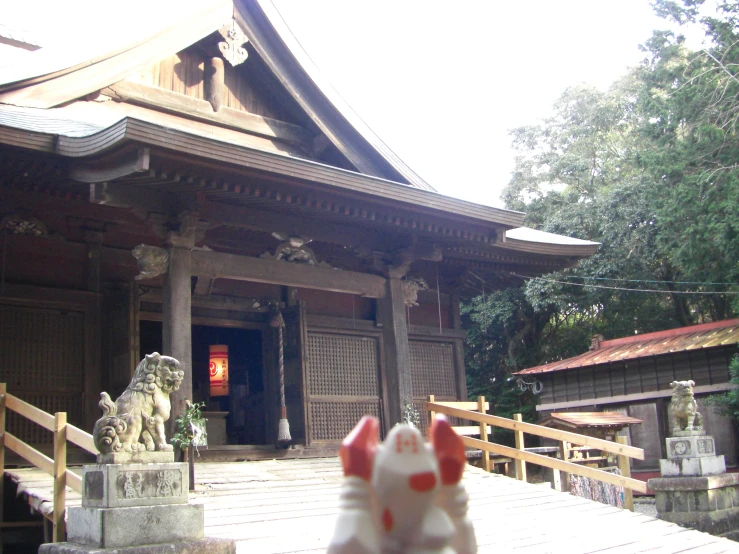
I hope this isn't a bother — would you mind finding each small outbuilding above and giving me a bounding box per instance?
[514,319,739,479]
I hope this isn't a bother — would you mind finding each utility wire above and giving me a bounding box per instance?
[552,275,739,286]
[513,274,739,295]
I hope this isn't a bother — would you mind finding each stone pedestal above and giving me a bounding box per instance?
[40,454,235,554]
[649,474,739,540]
[660,434,726,477]
[650,432,739,541]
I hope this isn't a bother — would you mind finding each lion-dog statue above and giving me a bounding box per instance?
[93,352,185,453]
[670,379,703,433]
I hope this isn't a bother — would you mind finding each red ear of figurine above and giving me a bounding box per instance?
[430,415,467,485]
[339,415,379,480]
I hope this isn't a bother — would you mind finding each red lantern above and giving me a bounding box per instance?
[209,345,229,397]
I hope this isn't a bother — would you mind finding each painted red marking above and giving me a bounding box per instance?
[382,507,394,532]
[409,471,437,492]
[430,415,467,485]
[339,416,379,480]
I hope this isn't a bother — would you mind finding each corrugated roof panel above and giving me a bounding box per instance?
[515,319,739,375]
[548,412,643,428]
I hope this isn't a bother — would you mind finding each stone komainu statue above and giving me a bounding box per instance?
[93,353,185,453]
[670,379,703,433]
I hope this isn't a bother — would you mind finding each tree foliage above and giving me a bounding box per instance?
[463,0,739,418]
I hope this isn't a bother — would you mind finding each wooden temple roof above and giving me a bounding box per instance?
[0,0,599,289]
[515,318,739,376]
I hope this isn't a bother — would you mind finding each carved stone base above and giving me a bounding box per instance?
[39,536,235,554]
[83,462,188,508]
[666,435,716,459]
[96,452,175,465]
[67,504,204,549]
[659,455,726,477]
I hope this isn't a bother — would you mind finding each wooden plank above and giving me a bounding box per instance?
[432,401,490,411]
[105,81,312,146]
[4,432,54,474]
[5,393,55,431]
[460,436,648,494]
[427,402,644,460]
[67,424,97,455]
[453,425,492,436]
[65,470,82,494]
[191,250,387,299]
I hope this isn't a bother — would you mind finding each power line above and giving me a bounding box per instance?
[512,274,739,295]
[553,275,739,286]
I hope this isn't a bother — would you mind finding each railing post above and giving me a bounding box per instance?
[478,396,491,472]
[53,412,67,542]
[559,440,570,492]
[513,413,526,482]
[0,383,5,546]
[617,436,634,511]
[428,395,436,427]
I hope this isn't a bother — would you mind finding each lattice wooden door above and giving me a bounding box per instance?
[305,332,381,443]
[0,304,85,444]
[409,339,458,435]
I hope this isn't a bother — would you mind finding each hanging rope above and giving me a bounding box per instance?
[269,306,291,448]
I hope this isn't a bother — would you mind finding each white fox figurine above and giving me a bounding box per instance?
[328,415,477,554]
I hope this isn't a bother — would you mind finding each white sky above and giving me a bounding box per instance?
[271,1,680,207]
[2,0,688,208]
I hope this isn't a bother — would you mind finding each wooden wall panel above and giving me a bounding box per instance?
[127,46,295,123]
[0,304,86,444]
[626,402,663,469]
[696,398,737,466]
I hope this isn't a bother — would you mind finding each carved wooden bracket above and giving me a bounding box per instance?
[218,19,249,66]
[132,245,169,281]
[373,243,442,279]
[260,232,330,267]
[402,277,428,307]
[1,214,48,236]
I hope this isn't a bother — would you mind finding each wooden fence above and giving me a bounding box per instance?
[0,383,98,542]
[425,396,647,510]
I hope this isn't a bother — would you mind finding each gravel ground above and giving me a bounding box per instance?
[634,497,658,517]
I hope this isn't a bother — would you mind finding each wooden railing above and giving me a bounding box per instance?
[425,397,647,511]
[0,383,98,542]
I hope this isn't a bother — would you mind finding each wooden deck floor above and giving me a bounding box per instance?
[7,458,739,553]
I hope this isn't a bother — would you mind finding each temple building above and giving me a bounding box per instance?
[0,0,597,458]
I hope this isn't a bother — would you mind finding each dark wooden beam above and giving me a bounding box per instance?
[104,81,312,146]
[190,250,386,298]
[70,148,150,183]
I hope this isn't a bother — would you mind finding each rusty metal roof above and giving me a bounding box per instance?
[515,318,739,376]
[545,412,643,429]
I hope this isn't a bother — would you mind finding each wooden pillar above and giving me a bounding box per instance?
[513,413,527,481]
[163,246,193,439]
[53,412,67,543]
[617,436,634,511]
[379,277,412,427]
[478,396,491,472]
[0,383,5,542]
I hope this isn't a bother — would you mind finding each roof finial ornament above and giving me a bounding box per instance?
[218,19,249,66]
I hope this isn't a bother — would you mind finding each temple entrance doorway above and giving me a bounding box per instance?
[139,321,266,446]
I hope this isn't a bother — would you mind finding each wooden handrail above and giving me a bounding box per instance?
[4,432,54,475]
[425,401,644,460]
[0,387,95,541]
[5,394,55,432]
[67,424,97,455]
[461,436,648,494]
